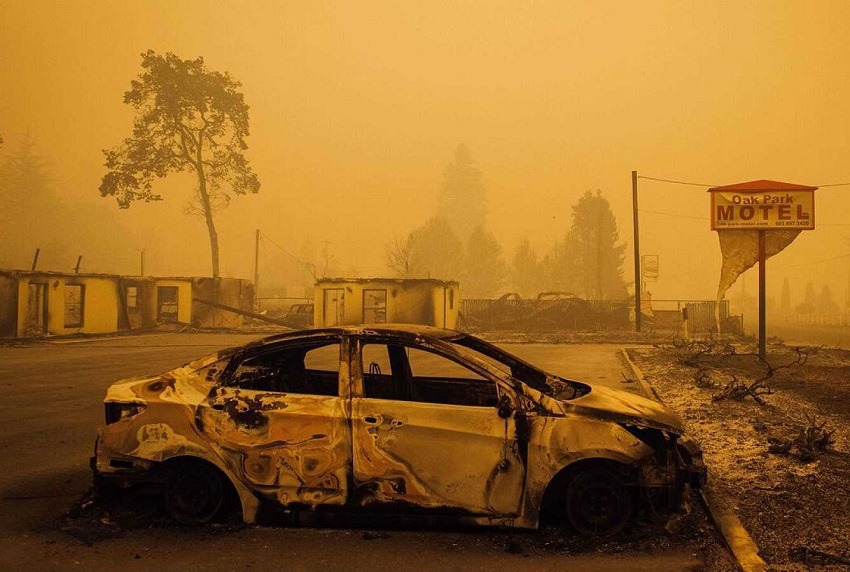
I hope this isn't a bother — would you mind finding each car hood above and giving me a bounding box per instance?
[561,383,685,434]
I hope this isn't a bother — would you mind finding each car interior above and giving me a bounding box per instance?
[227,342,340,396]
[361,343,499,407]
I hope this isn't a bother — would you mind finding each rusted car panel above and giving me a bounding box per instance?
[93,325,705,532]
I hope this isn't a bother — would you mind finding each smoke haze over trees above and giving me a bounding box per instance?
[436,144,486,242]
[0,137,137,272]
[388,146,627,301]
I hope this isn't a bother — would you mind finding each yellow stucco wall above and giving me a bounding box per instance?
[15,274,121,337]
[314,279,459,329]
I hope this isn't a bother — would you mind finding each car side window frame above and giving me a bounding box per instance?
[353,335,516,408]
[220,335,345,396]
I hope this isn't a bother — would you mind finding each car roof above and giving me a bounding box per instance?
[252,323,464,347]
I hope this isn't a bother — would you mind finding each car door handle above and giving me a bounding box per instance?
[364,415,378,424]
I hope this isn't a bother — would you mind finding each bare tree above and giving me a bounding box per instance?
[385,234,412,277]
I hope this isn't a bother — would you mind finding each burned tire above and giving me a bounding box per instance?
[165,459,225,526]
[564,468,634,537]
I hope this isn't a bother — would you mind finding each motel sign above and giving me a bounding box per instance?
[708,179,817,359]
[710,180,816,230]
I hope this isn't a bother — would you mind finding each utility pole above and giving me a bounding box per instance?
[632,170,642,332]
[845,238,850,315]
[758,230,766,359]
[31,248,40,271]
[140,250,145,276]
[254,229,260,309]
[74,255,82,274]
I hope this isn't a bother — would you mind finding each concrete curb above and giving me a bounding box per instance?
[619,348,767,572]
[617,348,661,401]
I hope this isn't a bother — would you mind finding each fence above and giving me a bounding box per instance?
[459,297,630,332]
[459,296,741,334]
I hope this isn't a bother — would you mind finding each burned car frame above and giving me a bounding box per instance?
[92,325,705,535]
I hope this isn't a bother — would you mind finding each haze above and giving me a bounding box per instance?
[2,0,849,308]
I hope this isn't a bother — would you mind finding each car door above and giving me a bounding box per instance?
[197,335,352,507]
[350,336,526,517]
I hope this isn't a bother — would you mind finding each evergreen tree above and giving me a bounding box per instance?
[817,284,839,315]
[463,226,506,298]
[436,144,486,241]
[546,190,627,300]
[780,277,791,311]
[511,238,542,297]
[404,216,464,281]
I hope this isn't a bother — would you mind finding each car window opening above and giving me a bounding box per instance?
[229,341,341,396]
[362,343,498,407]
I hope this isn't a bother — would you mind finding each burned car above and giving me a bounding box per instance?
[92,325,705,535]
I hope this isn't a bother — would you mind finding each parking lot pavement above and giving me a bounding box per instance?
[0,333,700,572]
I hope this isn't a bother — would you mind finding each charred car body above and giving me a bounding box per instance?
[92,325,705,535]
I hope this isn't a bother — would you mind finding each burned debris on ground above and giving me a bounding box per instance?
[632,339,850,569]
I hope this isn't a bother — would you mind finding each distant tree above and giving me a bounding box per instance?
[0,137,56,257]
[797,281,817,314]
[463,226,506,298]
[817,284,839,315]
[404,217,464,281]
[548,190,627,300]
[511,238,542,298]
[436,144,486,241]
[100,50,260,277]
[780,277,791,312]
[385,234,413,277]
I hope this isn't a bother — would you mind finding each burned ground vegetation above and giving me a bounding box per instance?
[631,339,850,569]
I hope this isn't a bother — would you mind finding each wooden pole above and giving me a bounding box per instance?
[254,229,260,299]
[74,255,82,274]
[632,170,642,332]
[758,229,766,359]
[31,248,40,271]
[140,250,145,276]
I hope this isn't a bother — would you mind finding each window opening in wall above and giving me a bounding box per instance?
[126,286,138,309]
[64,284,85,328]
[362,289,387,324]
[157,286,179,321]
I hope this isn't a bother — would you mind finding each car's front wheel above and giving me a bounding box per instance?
[564,468,634,537]
[164,458,225,525]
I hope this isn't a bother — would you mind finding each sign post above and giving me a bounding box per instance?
[708,180,817,359]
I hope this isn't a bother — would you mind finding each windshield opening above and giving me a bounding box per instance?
[449,335,589,400]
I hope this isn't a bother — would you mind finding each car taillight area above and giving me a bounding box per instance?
[105,402,146,425]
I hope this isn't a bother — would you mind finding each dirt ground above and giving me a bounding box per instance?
[630,340,850,571]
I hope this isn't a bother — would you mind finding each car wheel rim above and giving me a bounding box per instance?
[566,472,632,536]
[167,463,223,525]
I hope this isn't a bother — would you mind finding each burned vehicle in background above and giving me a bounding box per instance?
[92,325,705,536]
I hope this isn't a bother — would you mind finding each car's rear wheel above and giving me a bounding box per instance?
[564,468,633,537]
[165,459,224,525]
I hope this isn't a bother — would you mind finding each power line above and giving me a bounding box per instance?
[640,174,850,189]
[786,252,850,268]
[637,175,717,187]
[639,209,708,221]
[259,232,314,268]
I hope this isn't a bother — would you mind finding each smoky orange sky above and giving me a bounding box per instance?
[2,0,850,305]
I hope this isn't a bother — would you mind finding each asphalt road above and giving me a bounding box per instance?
[0,333,702,571]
